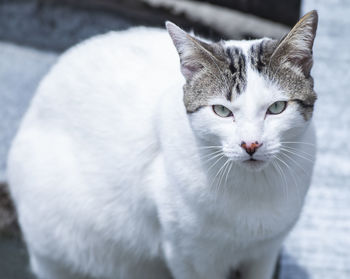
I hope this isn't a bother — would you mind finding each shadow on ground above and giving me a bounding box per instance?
[279,252,310,279]
[0,231,34,279]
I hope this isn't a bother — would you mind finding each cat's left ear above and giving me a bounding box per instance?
[166,21,216,81]
[271,10,318,77]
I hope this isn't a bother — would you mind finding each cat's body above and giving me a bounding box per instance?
[7,12,318,279]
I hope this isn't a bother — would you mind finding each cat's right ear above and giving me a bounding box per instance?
[270,10,318,77]
[166,22,208,81]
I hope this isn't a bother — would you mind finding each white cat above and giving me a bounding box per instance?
[7,10,318,279]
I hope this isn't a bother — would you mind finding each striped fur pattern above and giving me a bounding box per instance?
[225,47,247,99]
[168,11,317,120]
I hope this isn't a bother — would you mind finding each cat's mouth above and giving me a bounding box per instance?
[241,158,267,171]
[244,158,263,164]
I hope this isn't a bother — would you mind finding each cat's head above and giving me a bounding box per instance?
[167,11,318,171]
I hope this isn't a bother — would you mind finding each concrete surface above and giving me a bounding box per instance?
[0,43,56,278]
[0,43,57,182]
[143,0,289,39]
[0,0,134,52]
[280,0,350,278]
[0,232,35,279]
[0,0,350,278]
[0,0,289,53]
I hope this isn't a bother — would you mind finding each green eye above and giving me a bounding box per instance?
[267,101,287,115]
[212,105,232,118]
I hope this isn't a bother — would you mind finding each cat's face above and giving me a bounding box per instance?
[167,11,318,171]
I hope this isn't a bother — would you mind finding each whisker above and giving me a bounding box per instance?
[218,159,231,191]
[280,148,314,163]
[198,146,223,150]
[213,158,229,186]
[274,155,301,202]
[281,145,314,158]
[280,141,316,147]
[207,158,225,199]
[210,158,229,196]
[225,161,233,187]
[207,154,225,172]
[279,151,309,176]
[221,160,233,197]
[272,159,288,199]
[201,150,224,161]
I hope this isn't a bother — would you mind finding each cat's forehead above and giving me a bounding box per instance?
[223,38,268,54]
[222,39,280,101]
[184,38,277,112]
[220,39,279,101]
[222,38,278,81]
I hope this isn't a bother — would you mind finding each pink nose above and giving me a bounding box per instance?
[240,141,263,156]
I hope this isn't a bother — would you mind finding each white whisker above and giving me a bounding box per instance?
[272,159,288,199]
[280,141,316,147]
[198,146,223,150]
[207,154,225,173]
[279,151,309,176]
[201,150,224,161]
[218,159,230,191]
[281,145,314,158]
[275,155,301,203]
[280,148,314,163]
[224,161,233,187]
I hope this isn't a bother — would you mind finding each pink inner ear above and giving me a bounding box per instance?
[181,62,203,80]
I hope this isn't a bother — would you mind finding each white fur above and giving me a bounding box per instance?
[7,27,316,279]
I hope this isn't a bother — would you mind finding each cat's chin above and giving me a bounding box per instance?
[240,159,269,172]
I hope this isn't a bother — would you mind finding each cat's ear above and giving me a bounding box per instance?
[166,21,215,81]
[271,10,318,77]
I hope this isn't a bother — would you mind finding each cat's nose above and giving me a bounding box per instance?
[240,141,263,156]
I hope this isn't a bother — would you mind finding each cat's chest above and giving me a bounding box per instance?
[181,189,300,246]
[166,194,295,278]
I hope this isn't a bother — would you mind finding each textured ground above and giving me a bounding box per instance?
[280,0,350,278]
[0,0,349,278]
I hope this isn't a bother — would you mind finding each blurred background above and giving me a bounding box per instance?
[0,0,349,278]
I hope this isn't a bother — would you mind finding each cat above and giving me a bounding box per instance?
[7,10,318,279]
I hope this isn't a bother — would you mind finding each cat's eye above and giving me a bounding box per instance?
[212,105,232,118]
[267,101,287,115]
